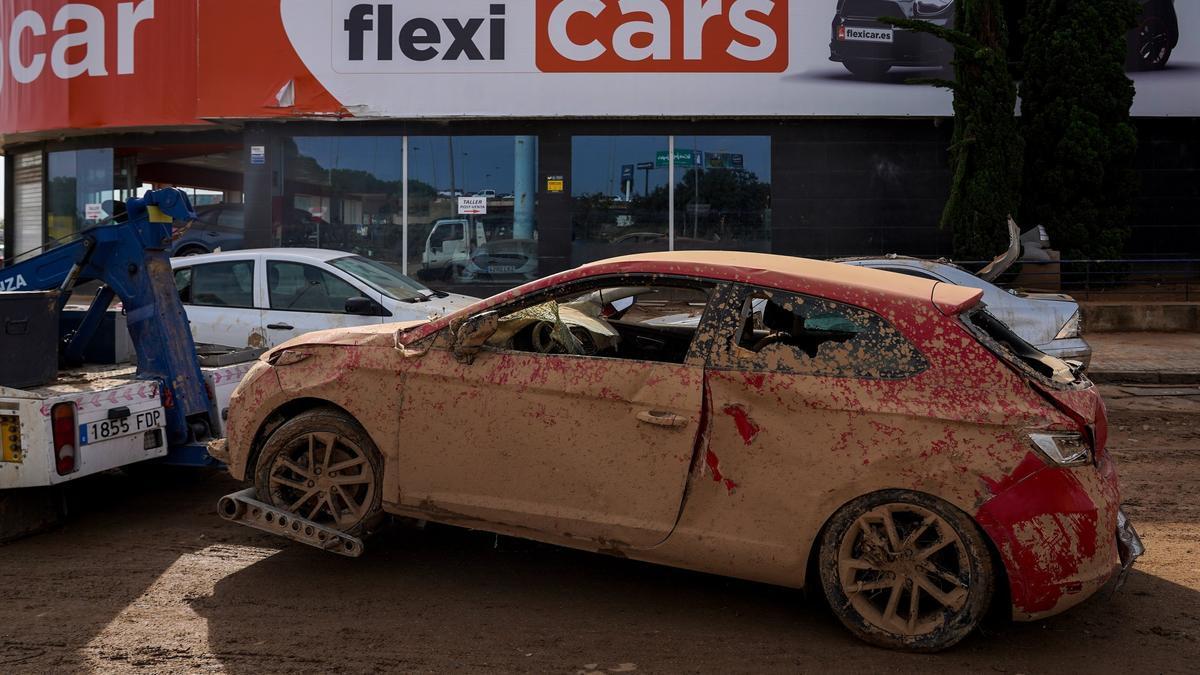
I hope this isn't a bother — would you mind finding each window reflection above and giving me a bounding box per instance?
[282,136,405,260]
[571,136,671,267]
[571,135,771,266]
[672,136,771,253]
[408,136,538,285]
[47,149,118,240]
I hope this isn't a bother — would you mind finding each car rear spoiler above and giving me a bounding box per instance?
[932,282,984,316]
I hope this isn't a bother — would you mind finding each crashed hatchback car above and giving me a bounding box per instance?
[838,257,1091,367]
[213,252,1141,652]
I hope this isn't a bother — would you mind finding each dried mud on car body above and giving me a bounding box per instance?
[219,254,1120,624]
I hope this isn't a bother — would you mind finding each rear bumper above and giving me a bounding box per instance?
[829,19,953,67]
[976,452,1129,621]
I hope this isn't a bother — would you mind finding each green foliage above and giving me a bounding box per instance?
[1019,0,1139,260]
[884,0,1023,260]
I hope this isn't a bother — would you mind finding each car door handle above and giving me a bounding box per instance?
[636,410,689,428]
[267,323,294,331]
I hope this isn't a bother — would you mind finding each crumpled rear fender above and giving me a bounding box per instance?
[975,451,1121,620]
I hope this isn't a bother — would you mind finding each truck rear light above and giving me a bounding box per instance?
[51,402,78,475]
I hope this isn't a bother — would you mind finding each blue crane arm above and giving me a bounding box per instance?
[0,189,214,446]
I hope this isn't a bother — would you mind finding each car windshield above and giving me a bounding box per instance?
[329,256,432,301]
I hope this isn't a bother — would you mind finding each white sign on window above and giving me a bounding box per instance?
[85,203,106,221]
[458,196,487,215]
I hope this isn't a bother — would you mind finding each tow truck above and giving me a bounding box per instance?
[0,189,256,539]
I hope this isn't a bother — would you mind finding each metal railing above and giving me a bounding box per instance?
[957,258,1200,302]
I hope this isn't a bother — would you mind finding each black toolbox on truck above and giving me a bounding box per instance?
[0,292,59,389]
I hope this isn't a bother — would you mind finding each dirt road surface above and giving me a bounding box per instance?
[1,386,1197,673]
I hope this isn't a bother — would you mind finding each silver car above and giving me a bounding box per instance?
[839,256,1091,367]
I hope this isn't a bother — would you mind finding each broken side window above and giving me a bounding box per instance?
[483,279,715,364]
[727,288,928,379]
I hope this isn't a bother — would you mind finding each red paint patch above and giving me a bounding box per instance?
[976,463,1109,614]
[704,450,737,495]
[744,373,766,391]
[982,451,1047,496]
[722,404,761,445]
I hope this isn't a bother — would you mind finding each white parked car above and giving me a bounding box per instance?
[171,249,478,349]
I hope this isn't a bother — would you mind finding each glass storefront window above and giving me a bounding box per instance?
[408,136,538,286]
[571,136,671,267]
[281,136,405,261]
[47,149,117,240]
[571,135,770,266]
[671,136,771,253]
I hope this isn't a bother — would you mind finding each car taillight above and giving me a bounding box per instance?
[1055,311,1082,339]
[51,402,78,476]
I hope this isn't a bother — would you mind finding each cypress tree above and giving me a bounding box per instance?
[884,0,1024,260]
[1019,0,1139,260]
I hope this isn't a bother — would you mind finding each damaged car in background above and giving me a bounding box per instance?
[838,256,1090,367]
[212,252,1142,652]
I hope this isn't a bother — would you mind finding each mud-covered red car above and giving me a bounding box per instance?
[212,252,1142,652]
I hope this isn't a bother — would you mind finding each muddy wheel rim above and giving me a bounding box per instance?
[267,432,375,530]
[837,504,971,637]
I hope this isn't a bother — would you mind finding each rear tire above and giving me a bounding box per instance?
[253,408,383,536]
[818,490,994,652]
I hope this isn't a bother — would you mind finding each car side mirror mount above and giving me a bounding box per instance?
[453,311,499,364]
[345,297,387,317]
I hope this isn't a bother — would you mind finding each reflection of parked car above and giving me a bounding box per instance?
[171,204,245,257]
[461,239,538,283]
[1128,0,1179,70]
[839,256,1091,366]
[216,251,1140,652]
[171,248,477,349]
[171,204,343,257]
[829,0,956,80]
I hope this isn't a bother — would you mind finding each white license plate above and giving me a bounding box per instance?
[842,26,894,43]
[489,265,518,273]
[80,409,163,445]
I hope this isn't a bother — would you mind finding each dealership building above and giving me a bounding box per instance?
[3,0,1198,295]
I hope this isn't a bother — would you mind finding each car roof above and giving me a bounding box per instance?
[170,248,354,265]
[403,250,983,344]
[586,251,941,302]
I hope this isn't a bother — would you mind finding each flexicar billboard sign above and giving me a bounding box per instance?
[1,0,1197,137]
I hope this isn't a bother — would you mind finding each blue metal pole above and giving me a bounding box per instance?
[514,136,536,240]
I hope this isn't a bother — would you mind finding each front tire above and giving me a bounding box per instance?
[253,408,383,536]
[818,490,994,652]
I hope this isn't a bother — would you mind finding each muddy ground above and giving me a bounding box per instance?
[0,386,1197,674]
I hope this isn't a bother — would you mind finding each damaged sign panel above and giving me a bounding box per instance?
[214,251,1142,652]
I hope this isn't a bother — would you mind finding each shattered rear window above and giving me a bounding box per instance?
[965,309,1078,386]
[720,288,928,380]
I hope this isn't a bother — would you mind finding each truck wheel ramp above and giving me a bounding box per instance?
[217,488,364,558]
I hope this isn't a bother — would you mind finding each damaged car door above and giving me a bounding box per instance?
[396,277,723,549]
